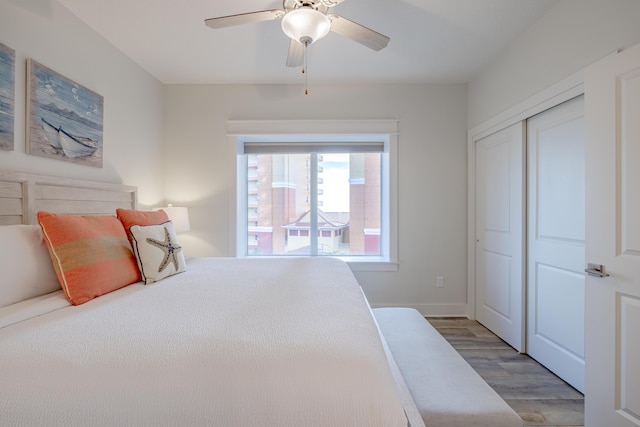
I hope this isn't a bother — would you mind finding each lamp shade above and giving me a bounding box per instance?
[281,7,331,44]
[161,205,190,233]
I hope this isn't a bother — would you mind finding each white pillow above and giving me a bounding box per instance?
[130,221,186,284]
[0,225,61,308]
[0,290,69,329]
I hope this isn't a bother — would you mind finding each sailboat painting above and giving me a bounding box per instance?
[27,59,103,167]
[0,42,15,152]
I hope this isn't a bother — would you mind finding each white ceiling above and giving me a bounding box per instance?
[57,0,558,85]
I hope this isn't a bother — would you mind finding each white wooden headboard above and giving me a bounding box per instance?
[0,171,137,225]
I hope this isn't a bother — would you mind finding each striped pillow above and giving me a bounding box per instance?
[37,212,141,305]
[116,208,169,244]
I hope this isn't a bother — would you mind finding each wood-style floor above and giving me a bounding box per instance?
[427,317,584,427]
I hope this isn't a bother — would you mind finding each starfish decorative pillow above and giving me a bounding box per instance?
[129,221,186,284]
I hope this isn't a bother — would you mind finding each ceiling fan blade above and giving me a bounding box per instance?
[328,14,390,51]
[286,39,305,68]
[205,10,284,29]
[320,0,348,6]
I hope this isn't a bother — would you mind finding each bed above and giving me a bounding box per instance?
[0,171,421,427]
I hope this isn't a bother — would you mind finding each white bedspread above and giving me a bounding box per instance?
[0,257,407,427]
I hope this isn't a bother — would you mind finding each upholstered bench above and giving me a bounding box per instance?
[373,307,523,427]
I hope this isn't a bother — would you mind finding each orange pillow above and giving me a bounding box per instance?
[116,208,169,243]
[37,212,141,305]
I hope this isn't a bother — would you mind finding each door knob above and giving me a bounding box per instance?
[584,263,610,278]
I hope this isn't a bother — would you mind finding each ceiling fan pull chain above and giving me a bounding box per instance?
[304,39,309,95]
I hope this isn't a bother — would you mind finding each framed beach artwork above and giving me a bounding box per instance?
[0,42,15,151]
[27,59,103,167]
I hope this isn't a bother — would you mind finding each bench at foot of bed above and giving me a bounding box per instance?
[374,307,523,427]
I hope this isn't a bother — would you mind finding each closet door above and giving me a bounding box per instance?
[475,122,525,352]
[527,96,585,392]
[584,42,640,427]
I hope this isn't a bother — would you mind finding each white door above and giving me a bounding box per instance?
[527,96,585,393]
[475,122,525,352]
[584,43,640,426]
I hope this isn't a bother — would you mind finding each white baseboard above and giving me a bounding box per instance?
[370,303,469,318]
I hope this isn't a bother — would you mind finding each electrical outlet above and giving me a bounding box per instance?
[436,276,444,288]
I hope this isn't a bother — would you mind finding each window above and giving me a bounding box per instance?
[230,120,398,271]
[245,152,381,257]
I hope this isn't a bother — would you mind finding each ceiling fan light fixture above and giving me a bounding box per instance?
[281,7,331,45]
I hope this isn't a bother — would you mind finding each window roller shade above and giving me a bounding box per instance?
[244,141,385,154]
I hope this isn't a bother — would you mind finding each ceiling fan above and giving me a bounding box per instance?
[204,0,390,68]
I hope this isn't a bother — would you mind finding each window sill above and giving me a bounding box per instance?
[341,257,399,272]
[236,255,399,272]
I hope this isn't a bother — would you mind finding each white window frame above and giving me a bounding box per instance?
[228,119,399,272]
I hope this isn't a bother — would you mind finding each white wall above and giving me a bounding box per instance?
[468,0,640,129]
[10,0,636,317]
[164,84,469,315]
[0,0,165,207]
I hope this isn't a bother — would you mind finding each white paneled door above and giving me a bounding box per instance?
[475,122,525,352]
[584,43,640,427]
[527,96,585,393]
